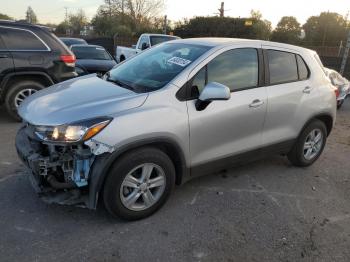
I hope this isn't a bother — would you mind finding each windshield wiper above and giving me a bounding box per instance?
[105,72,135,91]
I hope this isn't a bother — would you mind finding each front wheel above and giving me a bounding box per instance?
[287,120,327,167]
[103,147,175,220]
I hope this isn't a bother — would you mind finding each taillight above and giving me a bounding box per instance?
[334,88,339,98]
[60,54,76,67]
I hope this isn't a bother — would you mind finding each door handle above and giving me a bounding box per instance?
[0,54,8,58]
[303,86,312,94]
[249,99,264,108]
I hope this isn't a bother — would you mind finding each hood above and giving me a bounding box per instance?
[18,75,148,126]
[76,59,117,73]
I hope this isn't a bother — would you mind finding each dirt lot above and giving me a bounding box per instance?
[0,101,350,262]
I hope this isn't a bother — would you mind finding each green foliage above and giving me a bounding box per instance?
[68,9,88,35]
[55,10,88,35]
[303,12,348,46]
[25,6,37,24]
[55,21,70,35]
[173,16,271,40]
[0,13,13,20]
[271,16,301,44]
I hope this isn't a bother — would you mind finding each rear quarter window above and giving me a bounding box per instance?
[297,55,310,80]
[1,27,48,51]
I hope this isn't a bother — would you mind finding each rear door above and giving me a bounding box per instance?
[0,26,50,72]
[262,47,317,147]
[186,46,267,173]
[0,28,14,84]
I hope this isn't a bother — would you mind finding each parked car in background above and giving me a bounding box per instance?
[60,37,88,48]
[116,33,179,63]
[0,21,77,120]
[70,44,117,77]
[324,67,350,109]
[16,38,336,220]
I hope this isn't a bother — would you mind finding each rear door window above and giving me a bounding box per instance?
[268,50,298,85]
[1,27,48,51]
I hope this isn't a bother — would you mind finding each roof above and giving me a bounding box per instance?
[0,20,53,32]
[140,33,179,38]
[172,37,313,53]
[59,37,86,40]
[71,44,103,48]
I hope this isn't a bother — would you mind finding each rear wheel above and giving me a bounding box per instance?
[337,100,344,109]
[103,147,175,220]
[5,81,44,121]
[287,120,327,167]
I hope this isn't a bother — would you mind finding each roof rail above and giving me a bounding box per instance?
[0,19,15,23]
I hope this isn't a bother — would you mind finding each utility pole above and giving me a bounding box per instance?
[218,2,224,18]
[163,15,167,35]
[64,7,68,22]
[340,31,350,75]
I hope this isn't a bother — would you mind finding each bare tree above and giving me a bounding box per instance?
[104,0,164,25]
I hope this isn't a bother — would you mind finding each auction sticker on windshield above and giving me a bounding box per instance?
[167,57,192,67]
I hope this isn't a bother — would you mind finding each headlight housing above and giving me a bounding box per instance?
[35,117,112,143]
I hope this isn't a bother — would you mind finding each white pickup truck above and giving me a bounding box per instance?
[115,33,179,63]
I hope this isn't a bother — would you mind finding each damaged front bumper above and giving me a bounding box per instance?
[15,124,100,209]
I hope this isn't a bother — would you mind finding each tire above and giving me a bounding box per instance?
[337,100,344,109]
[5,81,44,121]
[103,147,176,220]
[287,120,327,167]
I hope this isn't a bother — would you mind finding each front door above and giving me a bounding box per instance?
[186,47,267,174]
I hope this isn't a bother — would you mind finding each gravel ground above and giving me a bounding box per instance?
[0,100,350,262]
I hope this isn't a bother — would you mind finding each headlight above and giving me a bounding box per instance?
[35,117,112,143]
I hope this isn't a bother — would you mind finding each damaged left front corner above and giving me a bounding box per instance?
[16,125,99,208]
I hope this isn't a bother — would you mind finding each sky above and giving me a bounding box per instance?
[1,0,349,27]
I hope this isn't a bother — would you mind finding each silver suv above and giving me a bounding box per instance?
[16,38,336,220]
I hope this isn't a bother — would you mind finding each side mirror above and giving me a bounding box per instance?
[195,82,231,111]
[141,42,149,50]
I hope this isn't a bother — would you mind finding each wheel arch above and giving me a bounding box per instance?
[88,137,189,209]
[302,113,334,137]
[0,72,54,102]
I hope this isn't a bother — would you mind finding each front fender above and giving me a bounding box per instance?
[87,137,189,209]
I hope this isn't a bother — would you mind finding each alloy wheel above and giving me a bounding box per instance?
[120,163,166,211]
[303,128,323,160]
[14,88,37,107]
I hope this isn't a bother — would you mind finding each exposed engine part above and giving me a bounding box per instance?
[47,174,76,189]
[24,138,95,188]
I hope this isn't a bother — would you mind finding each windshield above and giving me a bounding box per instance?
[150,36,178,46]
[61,38,87,46]
[108,43,211,92]
[71,46,112,60]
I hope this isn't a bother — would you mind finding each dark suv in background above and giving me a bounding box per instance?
[0,21,77,120]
